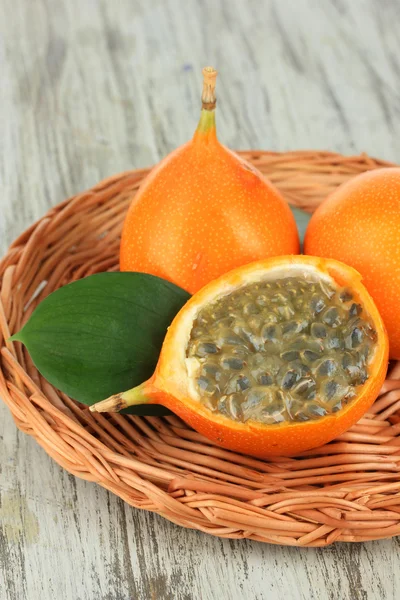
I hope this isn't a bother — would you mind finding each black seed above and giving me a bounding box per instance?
[342,352,354,369]
[345,327,363,349]
[295,336,324,353]
[282,370,298,389]
[234,322,260,349]
[307,403,327,418]
[261,324,281,343]
[259,373,273,386]
[295,410,310,422]
[197,376,209,391]
[282,319,308,337]
[237,376,251,391]
[196,376,216,395]
[217,396,228,415]
[316,359,337,377]
[357,345,370,365]
[281,350,300,362]
[196,342,219,357]
[349,303,362,317]
[311,323,328,338]
[348,366,368,385]
[288,335,308,351]
[347,316,363,329]
[322,307,342,328]
[301,349,320,363]
[221,357,245,370]
[201,363,219,377]
[340,289,353,302]
[202,363,218,375]
[291,361,311,377]
[310,294,326,314]
[282,320,298,335]
[325,380,339,400]
[292,377,316,397]
[325,335,343,350]
[331,400,342,412]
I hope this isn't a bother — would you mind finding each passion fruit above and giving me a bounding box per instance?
[91,256,388,457]
[120,67,299,294]
[304,168,400,359]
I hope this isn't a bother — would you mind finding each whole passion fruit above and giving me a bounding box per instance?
[305,168,400,359]
[120,67,299,294]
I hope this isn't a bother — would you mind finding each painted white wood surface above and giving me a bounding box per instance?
[1,0,400,598]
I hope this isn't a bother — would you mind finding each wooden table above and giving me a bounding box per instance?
[1,1,400,598]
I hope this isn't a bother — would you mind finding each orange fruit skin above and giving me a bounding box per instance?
[143,256,389,458]
[120,131,299,294]
[304,168,400,359]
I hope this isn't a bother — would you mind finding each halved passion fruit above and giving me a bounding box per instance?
[91,256,389,457]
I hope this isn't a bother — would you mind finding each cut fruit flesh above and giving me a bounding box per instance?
[186,273,376,425]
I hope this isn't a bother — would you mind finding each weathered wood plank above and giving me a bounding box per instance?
[1,0,400,598]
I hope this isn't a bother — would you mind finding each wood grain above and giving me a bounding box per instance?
[1,0,400,598]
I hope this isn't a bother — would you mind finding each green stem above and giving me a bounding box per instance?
[196,108,216,133]
[90,381,150,413]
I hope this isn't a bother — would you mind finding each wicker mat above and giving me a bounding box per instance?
[1,150,400,547]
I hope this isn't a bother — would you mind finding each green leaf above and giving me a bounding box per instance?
[290,206,312,250]
[11,272,190,415]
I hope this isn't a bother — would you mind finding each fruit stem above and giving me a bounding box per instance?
[195,67,217,136]
[89,381,152,413]
[201,66,217,110]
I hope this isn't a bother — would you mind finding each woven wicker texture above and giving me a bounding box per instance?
[1,150,400,547]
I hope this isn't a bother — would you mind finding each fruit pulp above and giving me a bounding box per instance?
[186,273,377,425]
